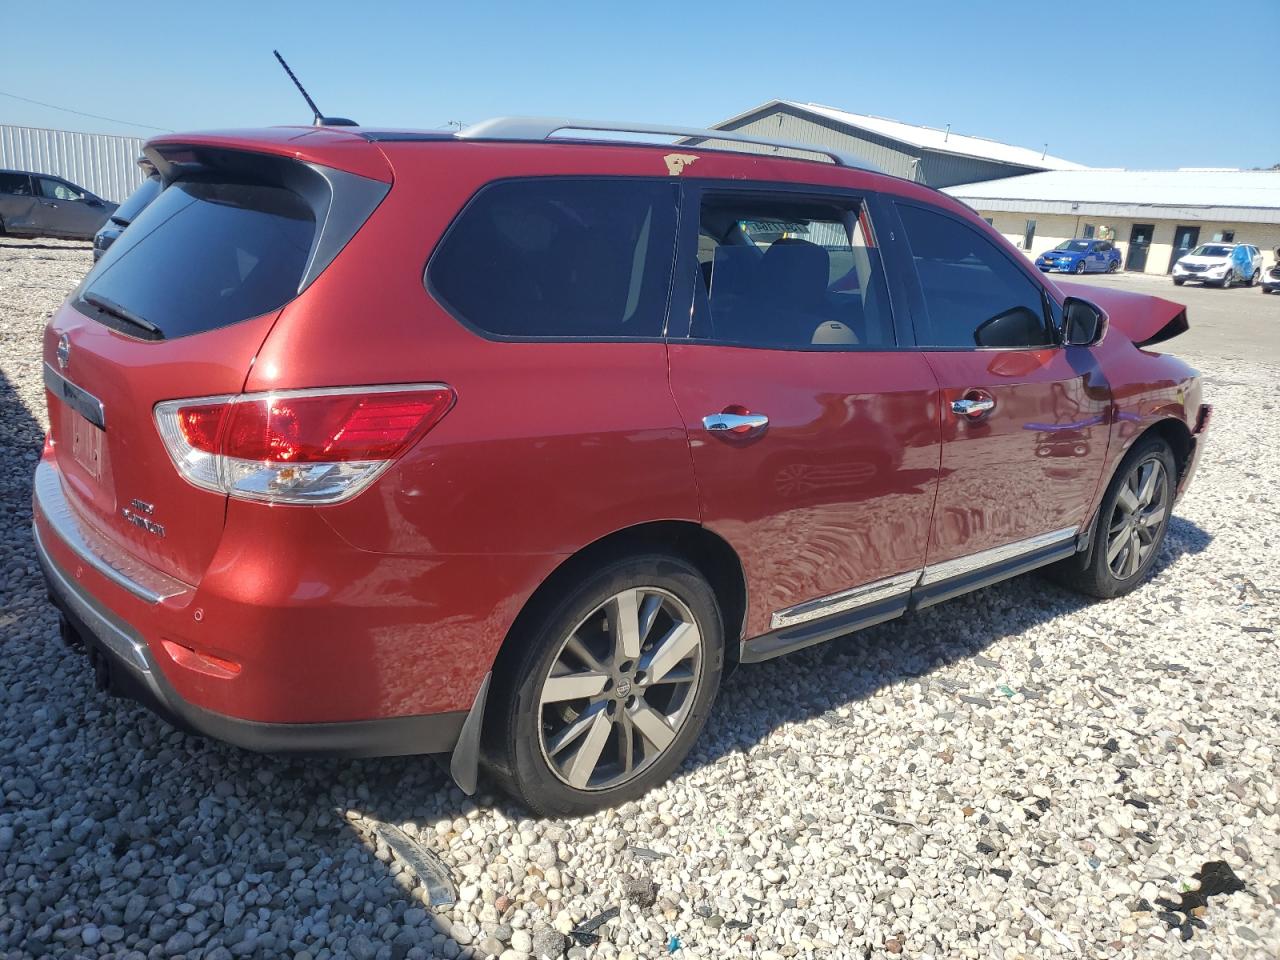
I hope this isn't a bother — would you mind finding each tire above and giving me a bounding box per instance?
[1048,435,1176,599]
[1172,277,1185,286]
[1108,259,1120,273]
[1074,260,1087,275]
[483,554,724,816]
[1218,271,1232,289]
[1248,269,1260,287]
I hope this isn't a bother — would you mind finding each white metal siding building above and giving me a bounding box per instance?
[0,124,146,203]
[945,169,1280,276]
[688,100,1084,187]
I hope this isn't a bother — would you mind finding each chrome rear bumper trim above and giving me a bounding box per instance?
[32,460,190,604]
[34,521,153,675]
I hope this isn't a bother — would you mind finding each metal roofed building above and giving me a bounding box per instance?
[945,168,1280,275]
[686,100,1085,187]
[1,124,146,203]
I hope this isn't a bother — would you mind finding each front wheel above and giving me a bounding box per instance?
[1173,277,1186,286]
[1074,260,1087,275]
[1218,271,1233,288]
[484,554,724,816]
[1048,435,1175,599]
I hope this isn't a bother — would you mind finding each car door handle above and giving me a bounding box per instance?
[703,409,769,437]
[950,392,995,420]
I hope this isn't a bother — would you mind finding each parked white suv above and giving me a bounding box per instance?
[1172,242,1263,288]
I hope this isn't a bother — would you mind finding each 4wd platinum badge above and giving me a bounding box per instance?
[121,498,165,538]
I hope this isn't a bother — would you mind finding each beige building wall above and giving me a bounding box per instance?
[980,210,1280,276]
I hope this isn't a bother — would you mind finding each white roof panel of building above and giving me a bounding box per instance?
[772,101,1086,170]
[944,168,1280,210]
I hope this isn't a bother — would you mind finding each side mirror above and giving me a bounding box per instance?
[85,197,102,207]
[1063,297,1106,346]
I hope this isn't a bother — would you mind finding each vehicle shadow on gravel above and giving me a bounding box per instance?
[2,350,1214,955]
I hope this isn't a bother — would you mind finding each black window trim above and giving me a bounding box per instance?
[423,174,684,345]
[664,179,912,353]
[890,199,1063,353]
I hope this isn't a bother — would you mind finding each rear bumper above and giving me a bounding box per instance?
[35,519,467,756]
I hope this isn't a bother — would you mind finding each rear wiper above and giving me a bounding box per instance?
[82,292,164,340]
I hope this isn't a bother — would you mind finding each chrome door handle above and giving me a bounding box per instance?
[703,412,769,435]
[951,397,995,418]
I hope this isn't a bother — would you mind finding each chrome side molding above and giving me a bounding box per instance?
[770,569,920,630]
[768,526,1079,632]
[919,527,1077,586]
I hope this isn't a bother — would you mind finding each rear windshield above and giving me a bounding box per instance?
[109,176,162,225]
[77,180,315,339]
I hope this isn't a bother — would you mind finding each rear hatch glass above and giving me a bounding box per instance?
[80,179,315,339]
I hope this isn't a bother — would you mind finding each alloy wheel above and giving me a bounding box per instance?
[537,588,703,791]
[1105,457,1169,579]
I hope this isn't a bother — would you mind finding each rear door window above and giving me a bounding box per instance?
[0,173,33,196]
[427,178,678,339]
[896,203,1054,349]
[689,191,894,348]
[77,180,316,339]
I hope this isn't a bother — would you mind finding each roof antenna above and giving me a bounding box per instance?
[944,123,950,143]
[272,50,357,127]
[1042,143,1049,159]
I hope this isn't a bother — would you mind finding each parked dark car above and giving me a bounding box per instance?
[35,119,1209,815]
[0,169,116,240]
[1035,238,1122,274]
[93,174,162,260]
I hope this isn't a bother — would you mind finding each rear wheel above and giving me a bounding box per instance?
[484,554,723,815]
[1248,268,1260,287]
[1108,259,1120,273]
[1049,435,1175,599]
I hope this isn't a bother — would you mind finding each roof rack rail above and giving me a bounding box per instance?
[456,117,883,173]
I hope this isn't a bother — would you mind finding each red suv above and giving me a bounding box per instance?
[35,119,1209,815]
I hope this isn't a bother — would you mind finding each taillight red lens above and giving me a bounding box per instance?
[222,390,453,463]
[177,403,230,454]
[155,385,455,504]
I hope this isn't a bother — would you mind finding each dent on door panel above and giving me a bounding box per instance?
[668,345,943,638]
[922,347,1111,565]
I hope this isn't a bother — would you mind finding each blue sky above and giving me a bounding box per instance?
[3,0,1276,170]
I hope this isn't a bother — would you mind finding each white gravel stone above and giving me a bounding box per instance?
[0,237,1277,959]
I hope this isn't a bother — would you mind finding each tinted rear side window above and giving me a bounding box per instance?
[78,180,315,339]
[0,173,33,196]
[428,178,678,339]
[897,203,1053,349]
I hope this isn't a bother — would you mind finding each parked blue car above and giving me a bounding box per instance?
[1035,239,1122,274]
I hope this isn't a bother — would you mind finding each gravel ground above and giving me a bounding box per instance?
[1,237,1277,960]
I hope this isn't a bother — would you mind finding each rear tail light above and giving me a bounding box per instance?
[155,384,454,504]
